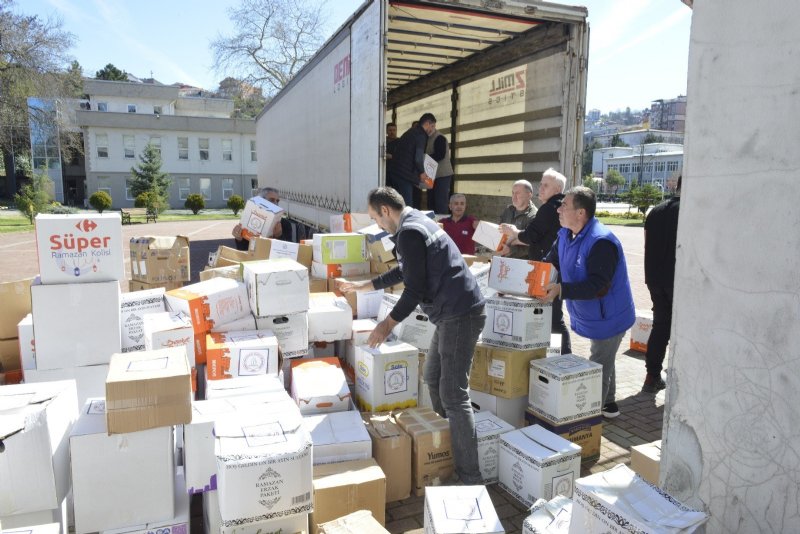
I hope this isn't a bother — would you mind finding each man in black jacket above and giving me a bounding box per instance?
[387,114,435,208]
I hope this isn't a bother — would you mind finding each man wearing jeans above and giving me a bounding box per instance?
[340,186,486,484]
[543,186,635,418]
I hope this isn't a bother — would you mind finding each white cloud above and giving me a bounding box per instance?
[590,0,652,51]
[594,6,691,66]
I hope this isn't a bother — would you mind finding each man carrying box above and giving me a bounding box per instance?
[339,186,486,485]
[232,187,289,250]
[542,186,635,419]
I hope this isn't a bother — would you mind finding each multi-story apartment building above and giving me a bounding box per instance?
[649,96,687,132]
[76,79,257,209]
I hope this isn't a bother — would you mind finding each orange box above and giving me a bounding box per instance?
[488,257,558,299]
[164,278,249,334]
[205,330,280,380]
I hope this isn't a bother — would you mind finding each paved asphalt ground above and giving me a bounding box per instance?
[0,216,665,533]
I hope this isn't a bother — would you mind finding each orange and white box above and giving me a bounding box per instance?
[290,357,351,415]
[205,329,279,380]
[488,257,558,299]
[164,278,250,334]
[630,310,653,353]
[143,312,196,365]
[311,260,370,279]
[472,220,509,252]
[239,196,284,241]
[35,213,124,284]
[329,213,373,233]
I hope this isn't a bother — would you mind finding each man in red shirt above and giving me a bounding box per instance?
[441,193,478,254]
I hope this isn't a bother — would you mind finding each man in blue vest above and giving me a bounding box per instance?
[543,186,635,418]
[339,186,486,484]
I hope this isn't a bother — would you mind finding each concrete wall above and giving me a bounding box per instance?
[661,2,800,533]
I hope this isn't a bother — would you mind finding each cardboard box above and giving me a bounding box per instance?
[524,411,603,461]
[319,510,388,534]
[129,236,190,283]
[370,259,398,275]
[199,265,243,283]
[23,364,109,413]
[211,313,258,332]
[528,354,603,425]
[239,196,284,241]
[143,312,196,365]
[1,522,61,534]
[242,259,310,317]
[0,380,77,516]
[0,277,34,339]
[361,412,412,502]
[206,329,279,380]
[424,485,503,533]
[472,220,508,252]
[128,279,184,292]
[470,344,547,399]
[312,260,370,279]
[395,408,453,496]
[303,410,372,465]
[355,341,419,412]
[16,313,35,370]
[0,338,20,374]
[487,257,558,299]
[367,236,395,263]
[102,469,190,534]
[482,295,552,350]
[470,389,528,428]
[357,223,389,244]
[120,287,165,352]
[31,281,122,370]
[630,440,662,485]
[203,489,308,534]
[256,312,309,358]
[498,425,582,507]
[204,374,287,400]
[469,263,496,299]
[105,347,192,434]
[212,245,253,268]
[630,309,653,353]
[70,398,174,533]
[330,213,373,233]
[330,276,383,319]
[522,495,573,534]
[252,237,313,269]
[165,277,250,334]
[376,293,436,352]
[291,357,351,415]
[571,465,708,533]
[474,411,515,484]
[311,458,386,534]
[312,233,368,265]
[35,213,124,284]
[310,277,329,293]
[463,254,490,266]
[308,292,353,342]
[345,319,377,375]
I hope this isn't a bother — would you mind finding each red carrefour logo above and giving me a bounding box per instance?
[75,219,97,232]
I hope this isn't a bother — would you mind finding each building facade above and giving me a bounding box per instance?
[597,143,683,192]
[649,96,687,132]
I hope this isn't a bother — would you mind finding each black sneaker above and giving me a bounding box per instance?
[601,402,620,418]
[642,375,667,393]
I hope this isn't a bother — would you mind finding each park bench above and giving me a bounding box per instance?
[120,207,157,224]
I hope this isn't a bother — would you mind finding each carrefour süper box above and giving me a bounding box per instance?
[528,354,602,425]
[312,233,368,265]
[130,236,190,284]
[35,213,124,284]
[242,259,310,317]
[165,278,250,334]
[120,288,165,353]
[630,309,653,353]
[355,341,419,412]
[205,329,279,380]
[239,196,284,241]
[474,411,515,484]
[482,295,551,350]
[487,257,558,300]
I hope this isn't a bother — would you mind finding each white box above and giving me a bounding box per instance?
[469,263,496,299]
[528,354,603,424]
[487,257,558,300]
[205,330,280,380]
[31,281,122,370]
[346,319,377,371]
[204,374,286,400]
[214,411,313,525]
[23,364,109,412]
[311,260,370,279]
[498,425,582,507]
[242,259,310,317]
[17,313,35,370]
[522,495,573,534]
[143,312,195,364]
[377,293,436,352]
[424,485,504,534]
[0,381,77,516]
[482,295,551,350]
[101,469,190,534]
[1,522,60,534]
[120,288,165,352]
[291,358,351,415]
[547,334,562,357]
[203,490,308,534]
[70,398,175,533]
[164,278,250,334]
[35,213,124,284]
[472,220,507,252]
[0,493,69,531]
[355,341,419,412]
[330,213,373,234]
[308,293,353,342]
[239,196,284,241]
[630,309,653,353]
[470,389,528,429]
[474,411,515,484]
[570,465,708,534]
[302,410,372,465]
[357,223,389,244]
[211,314,258,332]
[256,312,309,358]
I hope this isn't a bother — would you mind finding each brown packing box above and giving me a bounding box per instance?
[129,236,190,283]
[251,236,314,268]
[319,510,390,534]
[524,410,603,460]
[0,338,21,373]
[470,344,547,399]
[630,440,662,485]
[462,254,490,266]
[367,239,395,264]
[331,274,374,317]
[105,346,192,434]
[395,407,453,496]
[0,277,34,340]
[370,259,398,275]
[128,279,184,292]
[213,245,253,267]
[311,458,386,534]
[362,412,412,502]
[199,265,243,282]
[309,277,329,293]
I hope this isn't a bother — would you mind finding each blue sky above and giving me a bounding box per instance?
[20,0,691,113]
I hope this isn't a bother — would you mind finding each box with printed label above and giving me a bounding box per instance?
[355,341,419,412]
[487,257,558,299]
[312,260,370,279]
[345,319,377,375]
[205,329,279,380]
[165,277,249,334]
[474,411,515,484]
[395,407,453,496]
[214,410,313,526]
[524,411,602,461]
[16,313,35,370]
[70,398,174,533]
[239,196,284,241]
[102,468,190,534]
[0,277,34,339]
[35,213,124,284]
[312,233,368,265]
[303,410,372,465]
[362,412,412,502]
[472,220,508,252]
[377,293,436,352]
[308,292,353,342]
[143,312,196,365]
[203,489,308,534]
[255,312,309,358]
[242,259,310,317]
[199,265,243,283]
[330,213,373,234]
[120,288,165,352]
[24,364,109,413]
[319,510,388,534]
[528,354,603,425]
[522,495,573,534]
[31,280,122,370]
[330,275,382,319]
[470,389,528,428]
[311,458,386,534]
[291,357,351,415]
[128,279,184,292]
[252,237,313,268]
[105,347,192,434]
[498,424,582,507]
[482,295,551,350]
[630,440,662,485]
[630,309,653,353]
[424,485,504,534]
[129,236,190,284]
[470,343,547,399]
[0,380,77,516]
[367,236,396,263]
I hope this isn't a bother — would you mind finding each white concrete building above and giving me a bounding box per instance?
[593,128,684,147]
[594,143,683,191]
[76,79,257,209]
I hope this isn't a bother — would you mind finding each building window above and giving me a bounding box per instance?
[125,179,135,201]
[632,163,641,173]
[153,105,162,115]
[667,160,679,172]
[149,136,161,157]
[199,177,211,199]
[222,139,233,161]
[655,161,666,172]
[127,104,137,113]
[178,137,189,160]
[123,135,135,159]
[250,140,257,162]
[96,133,109,158]
[199,138,209,160]
[644,163,653,173]
[251,178,259,197]
[97,102,108,112]
[178,177,190,200]
[98,176,111,193]
[619,164,630,173]
[222,178,234,200]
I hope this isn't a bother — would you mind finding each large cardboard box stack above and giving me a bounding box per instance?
[354,340,419,412]
[311,458,386,534]
[474,411,515,484]
[361,412,412,502]
[205,329,280,380]
[302,410,372,465]
[0,277,34,383]
[395,407,454,496]
[290,357,351,415]
[129,236,190,291]
[423,485,504,534]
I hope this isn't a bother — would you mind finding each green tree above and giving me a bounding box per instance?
[642,132,664,144]
[582,175,599,192]
[629,184,662,215]
[605,169,625,195]
[184,194,205,215]
[129,143,171,212]
[609,134,628,147]
[89,191,112,213]
[14,172,52,223]
[135,191,167,213]
[95,63,128,81]
[227,194,245,214]
[581,140,601,177]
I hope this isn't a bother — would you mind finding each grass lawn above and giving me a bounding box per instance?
[597,216,645,227]
[0,210,239,233]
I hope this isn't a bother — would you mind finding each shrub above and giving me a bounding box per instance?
[184,193,205,215]
[13,173,52,223]
[135,191,168,213]
[44,203,78,215]
[89,191,112,213]
[227,194,245,215]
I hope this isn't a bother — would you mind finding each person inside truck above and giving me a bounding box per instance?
[496,179,537,259]
[424,118,454,215]
[386,114,436,208]
[441,193,478,255]
[232,186,288,250]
